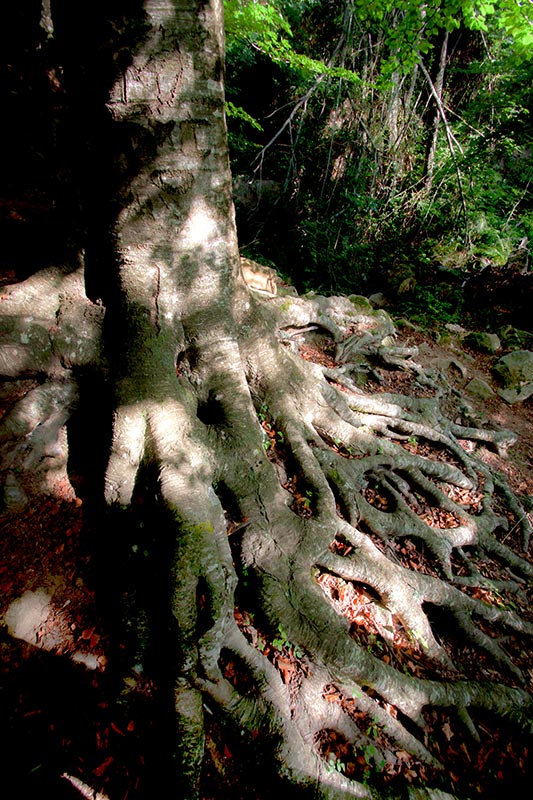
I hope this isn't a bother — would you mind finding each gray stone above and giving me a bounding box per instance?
[4,588,69,653]
[498,383,533,404]
[493,350,533,387]
[395,317,421,331]
[278,284,299,297]
[445,323,468,336]
[348,294,373,310]
[368,292,389,308]
[498,325,533,351]
[433,357,468,378]
[464,331,501,354]
[465,377,496,399]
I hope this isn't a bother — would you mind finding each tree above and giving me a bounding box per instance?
[1,2,532,799]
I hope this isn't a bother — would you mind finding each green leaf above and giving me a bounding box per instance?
[226,101,263,131]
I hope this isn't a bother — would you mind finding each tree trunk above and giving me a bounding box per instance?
[1,3,533,799]
[101,2,253,795]
[425,31,449,189]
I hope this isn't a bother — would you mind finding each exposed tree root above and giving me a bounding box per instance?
[1,278,532,799]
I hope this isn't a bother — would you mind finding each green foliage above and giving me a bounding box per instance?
[325,753,346,774]
[393,283,466,330]
[463,0,533,56]
[226,101,263,132]
[426,43,533,264]
[361,741,386,783]
[272,624,303,658]
[352,0,533,75]
[224,0,533,300]
[225,0,359,81]
[257,402,269,423]
[225,0,292,44]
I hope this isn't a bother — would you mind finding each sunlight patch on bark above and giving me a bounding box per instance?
[182,198,219,248]
[104,404,147,506]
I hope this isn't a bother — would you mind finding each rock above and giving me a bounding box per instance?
[397,276,416,294]
[5,589,60,648]
[498,384,533,404]
[384,259,416,296]
[465,377,496,399]
[464,331,501,354]
[368,292,389,308]
[493,350,533,386]
[241,257,279,295]
[348,294,373,310]
[434,357,468,378]
[395,317,421,331]
[445,323,468,336]
[278,284,299,297]
[498,325,533,351]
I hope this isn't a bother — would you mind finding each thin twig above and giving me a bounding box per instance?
[419,57,470,244]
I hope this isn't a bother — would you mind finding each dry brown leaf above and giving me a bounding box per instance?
[93,756,114,777]
[276,656,296,684]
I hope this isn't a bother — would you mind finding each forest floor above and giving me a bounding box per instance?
[0,296,532,799]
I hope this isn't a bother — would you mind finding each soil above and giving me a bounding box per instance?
[401,330,533,496]
[1,300,532,799]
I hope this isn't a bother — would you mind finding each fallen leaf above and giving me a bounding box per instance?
[93,755,114,777]
[395,750,411,762]
[276,656,296,684]
[460,742,471,761]
[111,722,125,736]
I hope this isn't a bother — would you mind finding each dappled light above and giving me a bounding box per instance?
[181,198,220,248]
[5,588,104,671]
[1,2,533,799]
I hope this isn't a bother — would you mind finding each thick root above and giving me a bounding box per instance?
[1,281,532,798]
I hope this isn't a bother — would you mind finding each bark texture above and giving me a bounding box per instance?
[1,3,532,799]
